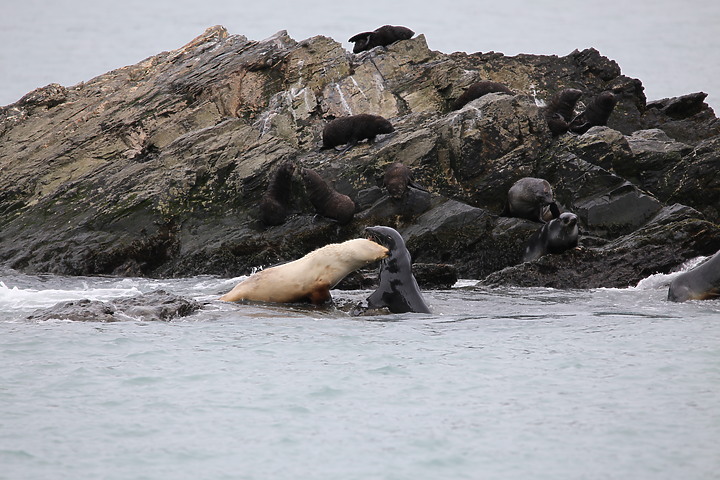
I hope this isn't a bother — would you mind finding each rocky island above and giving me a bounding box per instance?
[1,25,719,289]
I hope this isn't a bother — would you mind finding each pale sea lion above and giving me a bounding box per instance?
[300,167,356,225]
[668,249,720,302]
[543,88,583,136]
[523,212,579,262]
[365,225,431,314]
[451,81,513,110]
[348,25,414,53]
[501,177,561,222]
[259,161,295,226]
[220,238,389,304]
[321,114,394,151]
[569,91,617,134]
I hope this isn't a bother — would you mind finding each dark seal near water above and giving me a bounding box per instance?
[569,91,618,134]
[259,161,296,226]
[668,249,720,302]
[543,88,583,136]
[348,25,415,53]
[321,114,394,151]
[300,167,356,225]
[365,225,431,314]
[523,212,579,262]
[501,177,560,223]
[451,81,513,110]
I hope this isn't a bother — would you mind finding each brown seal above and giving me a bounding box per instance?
[569,91,617,134]
[501,177,560,222]
[321,114,394,151]
[220,239,389,304]
[348,25,415,53]
[543,88,583,136]
[451,81,513,110]
[300,167,356,225]
[259,161,296,226]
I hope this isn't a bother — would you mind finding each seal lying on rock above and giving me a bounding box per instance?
[321,114,394,151]
[301,167,356,225]
[569,91,617,134]
[220,238,389,304]
[451,81,513,110]
[259,161,295,226]
[523,212,579,262]
[667,249,720,302]
[348,25,415,53]
[543,88,583,136]
[365,225,431,314]
[501,177,561,222]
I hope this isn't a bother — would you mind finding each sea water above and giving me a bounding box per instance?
[1,268,719,479]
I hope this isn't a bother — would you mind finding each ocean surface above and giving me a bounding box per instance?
[1,266,719,479]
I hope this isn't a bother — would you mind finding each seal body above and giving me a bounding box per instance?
[321,114,394,150]
[668,250,720,302]
[569,91,617,134]
[524,212,579,262]
[259,161,295,226]
[544,88,582,136]
[365,226,431,314]
[348,25,414,53]
[301,167,356,225]
[220,238,389,304]
[452,81,513,110]
[502,177,560,222]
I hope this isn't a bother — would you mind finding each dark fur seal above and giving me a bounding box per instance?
[543,88,582,136]
[523,212,579,262]
[365,226,431,314]
[259,161,296,226]
[383,162,428,199]
[300,167,356,225]
[348,25,414,53]
[668,250,720,302]
[451,81,513,110]
[501,177,560,222]
[321,114,394,151]
[569,91,617,134]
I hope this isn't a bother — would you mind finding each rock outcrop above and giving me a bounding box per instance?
[1,26,718,288]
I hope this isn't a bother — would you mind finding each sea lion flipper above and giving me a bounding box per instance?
[348,32,373,43]
[308,284,332,304]
[549,202,561,219]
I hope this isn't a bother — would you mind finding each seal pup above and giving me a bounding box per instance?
[569,91,617,134]
[543,88,583,136]
[451,81,513,110]
[220,238,389,304]
[300,167,356,225]
[501,177,561,222]
[259,161,295,226]
[321,114,394,151]
[365,226,431,314]
[523,212,579,262]
[668,249,720,302]
[348,25,414,53]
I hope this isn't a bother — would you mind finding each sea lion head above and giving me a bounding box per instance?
[372,115,395,135]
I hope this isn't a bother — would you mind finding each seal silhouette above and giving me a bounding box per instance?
[668,249,720,302]
[501,177,560,222]
[348,25,414,53]
[365,225,431,314]
[544,88,583,136]
[300,167,356,225]
[321,114,394,151]
[451,81,513,110]
[569,91,617,134]
[220,238,388,304]
[523,212,579,262]
[259,161,295,226]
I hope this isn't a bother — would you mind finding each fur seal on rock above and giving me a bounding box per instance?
[668,250,720,302]
[301,167,356,225]
[348,25,414,53]
[220,238,389,304]
[543,88,583,136]
[569,91,617,134]
[451,81,513,110]
[321,114,394,151]
[259,161,296,226]
[365,226,431,314]
[383,162,427,199]
[523,212,579,262]
[501,177,561,222]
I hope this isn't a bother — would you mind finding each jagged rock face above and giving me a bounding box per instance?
[0,25,718,286]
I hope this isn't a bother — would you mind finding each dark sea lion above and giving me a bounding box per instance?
[569,91,618,134]
[523,212,579,262]
[501,177,560,223]
[220,239,388,304]
[259,161,296,226]
[543,88,583,136]
[321,114,394,151]
[365,226,431,314]
[300,167,356,225]
[451,81,513,110]
[668,250,720,302]
[348,25,415,53]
